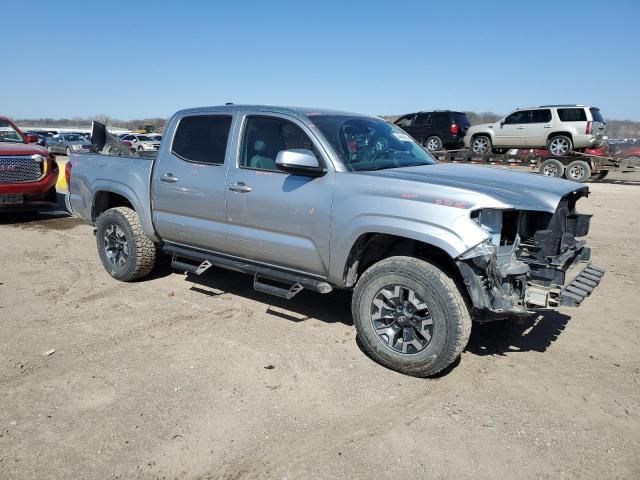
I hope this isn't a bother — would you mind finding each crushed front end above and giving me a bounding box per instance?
[457,190,605,321]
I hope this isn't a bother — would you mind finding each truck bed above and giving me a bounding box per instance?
[66,152,158,239]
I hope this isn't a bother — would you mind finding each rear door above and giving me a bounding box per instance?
[494,110,530,146]
[526,109,552,146]
[224,113,334,276]
[151,113,233,252]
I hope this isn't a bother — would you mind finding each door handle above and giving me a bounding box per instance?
[228,182,252,193]
[543,125,552,128]
[160,173,178,183]
[516,127,525,130]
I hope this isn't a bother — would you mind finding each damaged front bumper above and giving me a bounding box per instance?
[456,194,605,321]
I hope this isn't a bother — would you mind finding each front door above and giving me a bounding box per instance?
[225,114,334,276]
[494,110,530,147]
[152,114,234,252]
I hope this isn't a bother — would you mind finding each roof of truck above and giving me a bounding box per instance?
[174,104,368,118]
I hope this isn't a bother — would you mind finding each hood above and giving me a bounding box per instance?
[363,164,588,212]
[0,142,50,156]
[466,122,497,133]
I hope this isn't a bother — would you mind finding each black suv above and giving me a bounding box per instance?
[394,110,471,151]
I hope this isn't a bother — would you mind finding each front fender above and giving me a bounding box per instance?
[328,212,487,286]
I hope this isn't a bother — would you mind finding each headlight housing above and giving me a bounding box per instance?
[471,208,503,246]
[71,144,82,150]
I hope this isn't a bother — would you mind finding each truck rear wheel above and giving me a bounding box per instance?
[95,207,157,281]
[352,256,471,377]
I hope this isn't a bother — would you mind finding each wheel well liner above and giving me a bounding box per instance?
[93,190,134,221]
[343,233,465,290]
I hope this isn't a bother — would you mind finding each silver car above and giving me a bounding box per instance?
[47,133,92,156]
[121,134,161,153]
[465,105,606,156]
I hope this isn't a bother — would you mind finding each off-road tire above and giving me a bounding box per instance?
[95,207,157,281]
[352,256,471,377]
[471,135,492,155]
[539,158,565,178]
[565,160,592,183]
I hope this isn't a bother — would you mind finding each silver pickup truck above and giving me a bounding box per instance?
[67,105,605,377]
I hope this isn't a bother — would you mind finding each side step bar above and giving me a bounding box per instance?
[560,265,605,307]
[165,244,333,299]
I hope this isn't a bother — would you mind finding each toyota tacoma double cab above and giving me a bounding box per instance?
[67,105,605,377]
[0,116,59,209]
[465,105,606,156]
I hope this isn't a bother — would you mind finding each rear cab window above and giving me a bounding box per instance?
[171,115,232,164]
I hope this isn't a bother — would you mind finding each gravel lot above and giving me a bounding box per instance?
[1,180,639,479]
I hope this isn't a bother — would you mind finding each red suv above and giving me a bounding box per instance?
[0,116,59,209]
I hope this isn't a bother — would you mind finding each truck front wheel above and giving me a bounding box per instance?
[352,256,471,377]
[95,207,157,281]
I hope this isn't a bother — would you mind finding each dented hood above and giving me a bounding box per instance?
[365,163,588,212]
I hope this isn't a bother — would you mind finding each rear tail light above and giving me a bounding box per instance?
[451,124,460,135]
[585,121,593,134]
[65,161,72,187]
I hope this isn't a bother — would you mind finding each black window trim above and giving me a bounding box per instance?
[237,113,328,175]
[170,113,233,165]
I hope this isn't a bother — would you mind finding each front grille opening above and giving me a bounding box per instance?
[0,156,43,183]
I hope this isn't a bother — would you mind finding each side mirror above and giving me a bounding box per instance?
[26,134,39,143]
[275,149,325,176]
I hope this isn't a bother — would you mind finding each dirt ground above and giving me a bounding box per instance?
[1,179,639,480]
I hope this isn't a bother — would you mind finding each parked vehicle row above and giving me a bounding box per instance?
[66,104,605,377]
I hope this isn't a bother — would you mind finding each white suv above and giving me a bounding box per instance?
[465,105,606,156]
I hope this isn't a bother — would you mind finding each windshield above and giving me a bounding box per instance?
[136,135,155,141]
[309,115,436,172]
[0,120,25,143]
[65,134,85,141]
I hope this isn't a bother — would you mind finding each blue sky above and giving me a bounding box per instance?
[5,0,640,120]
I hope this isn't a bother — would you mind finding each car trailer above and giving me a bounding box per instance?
[431,149,640,183]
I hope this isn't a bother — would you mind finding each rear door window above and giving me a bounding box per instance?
[589,108,605,123]
[557,108,587,122]
[431,113,449,127]
[415,113,431,125]
[171,115,232,164]
[530,109,552,123]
